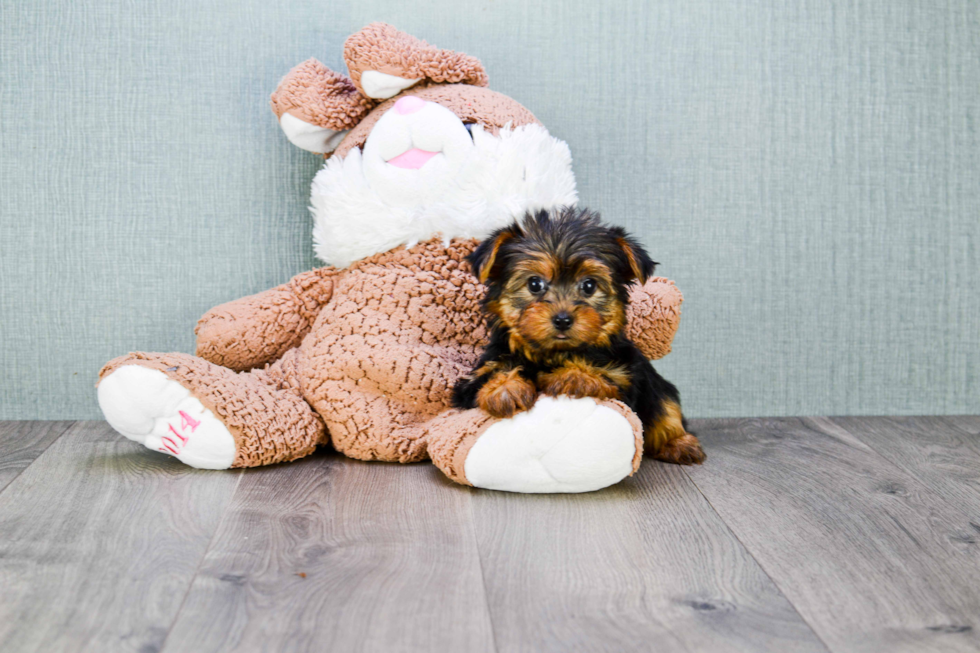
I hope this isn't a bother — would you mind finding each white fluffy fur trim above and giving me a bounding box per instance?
[309,123,578,267]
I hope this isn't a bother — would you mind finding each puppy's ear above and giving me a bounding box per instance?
[611,228,657,285]
[469,226,518,284]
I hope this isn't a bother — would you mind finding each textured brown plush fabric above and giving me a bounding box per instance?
[101,23,686,484]
[606,399,646,474]
[269,58,373,130]
[269,23,495,142]
[343,22,489,99]
[626,278,684,360]
[297,239,487,463]
[332,84,541,159]
[99,349,327,468]
[425,410,497,486]
[99,238,681,476]
[194,267,340,372]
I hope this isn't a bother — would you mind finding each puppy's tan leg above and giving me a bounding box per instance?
[645,399,705,465]
[538,359,626,400]
[477,368,537,419]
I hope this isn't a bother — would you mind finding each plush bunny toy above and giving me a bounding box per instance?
[97,23,683,493]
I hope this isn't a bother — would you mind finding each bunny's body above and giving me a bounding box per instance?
[97,24,683,493]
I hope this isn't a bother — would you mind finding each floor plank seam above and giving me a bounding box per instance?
[157,468,246,653]
[822,416,980,530]
[7,418,977,651]
[0,421,76,499]
[680,464,836,653]
[466,490,502,653]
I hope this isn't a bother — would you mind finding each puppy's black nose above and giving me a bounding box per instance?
[552,313,573,332]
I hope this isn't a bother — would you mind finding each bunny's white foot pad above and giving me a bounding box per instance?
[463,396,637,493]
[98,365,236,469]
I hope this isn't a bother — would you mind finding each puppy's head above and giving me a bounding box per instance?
[469,207,657,353]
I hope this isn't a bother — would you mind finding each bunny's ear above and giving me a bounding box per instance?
[270,58,373,154]
[344,23,488,100]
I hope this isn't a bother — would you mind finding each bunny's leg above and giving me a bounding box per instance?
[426,398,643,494]
[98,350,326,468]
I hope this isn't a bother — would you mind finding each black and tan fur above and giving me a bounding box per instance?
[452,207,705,465]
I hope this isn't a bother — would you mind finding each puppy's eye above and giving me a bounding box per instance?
[527,277,546,294]
[580,278,597,297]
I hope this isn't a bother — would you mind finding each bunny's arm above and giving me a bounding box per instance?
[194,268,343,371]
[625,278,684,361]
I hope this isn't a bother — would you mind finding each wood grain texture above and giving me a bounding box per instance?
[830,416,980,530]
[0,421,242,653]
[0,421,73,493]
[161,455,495,653]
[942,416,980,436]
[6,416,980,652]
[686,417,980,653]
[471,461,829,653]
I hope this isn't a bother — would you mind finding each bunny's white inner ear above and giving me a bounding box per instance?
[360,70,422,99]
[279,112,348,154]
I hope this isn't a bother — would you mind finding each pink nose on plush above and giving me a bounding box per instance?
[394,95,425,115]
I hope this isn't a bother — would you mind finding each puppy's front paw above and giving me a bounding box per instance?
[538,365,621,400]
[477,369,537,418]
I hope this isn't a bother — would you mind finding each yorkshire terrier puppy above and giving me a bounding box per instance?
[452,207,705,465]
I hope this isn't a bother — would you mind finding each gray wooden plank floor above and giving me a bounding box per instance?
[0,417,978,653]
[686,417,980,653]
[0,421,73,492]
[0,422,242,653]
[829,416,980,527]
[162,456,495,653]
[470,463,827,653]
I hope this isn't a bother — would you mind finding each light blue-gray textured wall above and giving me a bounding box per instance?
[2,0,978,420]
